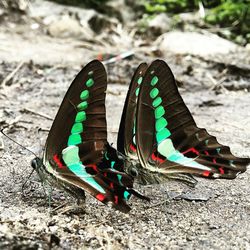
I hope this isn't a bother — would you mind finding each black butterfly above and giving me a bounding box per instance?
[32,60,148,213]
[118,59,250,186]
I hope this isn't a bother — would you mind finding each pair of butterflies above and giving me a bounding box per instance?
[32,60,249,213]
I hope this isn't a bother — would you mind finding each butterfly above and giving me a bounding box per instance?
[118,59,250,186]
[31,60,148,213]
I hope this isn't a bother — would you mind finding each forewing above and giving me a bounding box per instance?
[45,60,107,162]
[43,60,140,212]
[117,63,148,158]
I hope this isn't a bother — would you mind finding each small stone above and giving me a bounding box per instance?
[148,13,172,36]
[158,31,238,57]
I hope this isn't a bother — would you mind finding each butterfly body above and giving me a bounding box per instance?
[33,60,148,213]
[118,60,250,186]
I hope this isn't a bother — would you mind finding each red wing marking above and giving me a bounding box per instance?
[53,154,66,169]
[182,147,200,155]
[86,164,98,172]
[202,170,211,177]
[219,168,225,174]
[96,54,103,61]
[114,195,119,204]
[96,193,105,201]
[130,144,137,152]
[151,152,165,163]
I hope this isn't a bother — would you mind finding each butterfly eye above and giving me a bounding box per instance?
[31,157,41,170]
[31,159,37,169]
[129,166,138,177]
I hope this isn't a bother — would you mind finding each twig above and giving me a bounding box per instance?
[51,202,68,213]
[148,200,170,209]
[208,74,228,93]
[1,61,25,86]
[21,108,53,121]
[103,51,134,65]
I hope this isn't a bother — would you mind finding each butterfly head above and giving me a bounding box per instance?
[31,157,43,170]
[124,161,139,178]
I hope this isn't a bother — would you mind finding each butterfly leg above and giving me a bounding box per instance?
[54,185,86,215]
[56,201,86,215]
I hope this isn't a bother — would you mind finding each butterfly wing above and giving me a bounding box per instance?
[117,63,148,159]
[136,59,250,181]
[43,60,140,212]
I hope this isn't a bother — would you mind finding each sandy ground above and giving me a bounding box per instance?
[0,3,250,250]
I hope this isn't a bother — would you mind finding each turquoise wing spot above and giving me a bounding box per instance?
[62,146,105,193]
[156,117,168,132]
[123,190,131,200]
[86,78,94,87]
[75,111,86,123]
[230,160,236,168]
[68,163,105,193]
[137,76,143,84]
[80,90,89,100]
[135,87,140,97]
[71,123,83,134]
[111,161,115,169]
[117,174,123,186]
[151,76,158,86]
[68,134,82,146]
[77,101,88,111]
[168,152,184,162]
[152,97,162,108]
[157,139,175,157]
[105,152,109,160]
[62,145,80,164]
[155,106,165,119]
[150,88,159,99]
[156,128,171,143]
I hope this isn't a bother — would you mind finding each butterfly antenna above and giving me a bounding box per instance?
[1,128,38,158]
